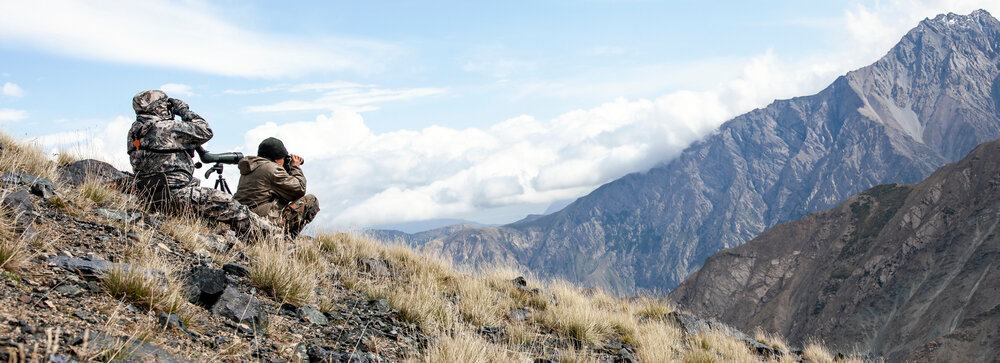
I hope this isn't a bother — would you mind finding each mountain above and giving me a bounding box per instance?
[368,218,488,234]
[389,10,1000,294]
[669,137,1000,362]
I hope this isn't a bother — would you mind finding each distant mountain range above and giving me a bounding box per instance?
[373,10,1000,295]
[670,136,1000,362]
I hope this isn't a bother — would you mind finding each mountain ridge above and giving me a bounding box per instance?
[384,9,1000,295]
[669,136,1000,362]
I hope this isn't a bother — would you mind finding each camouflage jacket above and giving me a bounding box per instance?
[234,156,306,219]
[127,113,213,188]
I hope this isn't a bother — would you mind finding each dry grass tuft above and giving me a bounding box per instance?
[100,252,200,327]
[635,297,674,319]
[0,211,29,272]
[0,132,58,180]
[247,239,317,305]
[634,320,683,362]
[752,327,790,353]
[418,332,526,363]
[162,214,209,252]
[802,339,836,363]
[536,281,617,344]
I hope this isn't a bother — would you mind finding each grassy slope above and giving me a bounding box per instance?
[0,132,863,362]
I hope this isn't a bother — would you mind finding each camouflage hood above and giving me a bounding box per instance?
[132,90,171,118]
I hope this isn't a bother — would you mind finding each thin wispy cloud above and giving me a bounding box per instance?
[244,84,445,113]
[159,83,195,97]
[0,1,399,77]
[2,82,23,97]
[0,109,27,122]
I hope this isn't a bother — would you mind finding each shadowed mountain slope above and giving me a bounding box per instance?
[670,136,1000,362]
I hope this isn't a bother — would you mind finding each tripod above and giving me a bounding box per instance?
[204,163,233,194]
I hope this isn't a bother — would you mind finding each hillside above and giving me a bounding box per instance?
[379,10,1000,295]
[669,136,1000,362]
[0,134,856,362]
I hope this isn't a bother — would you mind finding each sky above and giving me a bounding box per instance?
[1,0,998,232]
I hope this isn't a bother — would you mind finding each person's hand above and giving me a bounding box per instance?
[290,154,304,167]
[167,98,189,115]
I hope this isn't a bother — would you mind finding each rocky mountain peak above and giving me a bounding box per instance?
[384,10,1000,296]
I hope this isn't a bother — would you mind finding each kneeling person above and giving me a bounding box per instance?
[234,137,320,238]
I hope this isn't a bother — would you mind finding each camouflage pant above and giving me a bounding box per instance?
[279,194,319,238]
[171,185,280,238]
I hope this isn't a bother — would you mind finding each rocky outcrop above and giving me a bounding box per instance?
[393,10,1000,295]
[669,137,1000,361]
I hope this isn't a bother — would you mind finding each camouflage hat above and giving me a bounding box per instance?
[132,90,170,117]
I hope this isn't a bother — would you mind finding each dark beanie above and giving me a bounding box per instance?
[258,137,289,161]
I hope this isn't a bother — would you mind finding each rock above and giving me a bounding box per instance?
[293,343,309,363]
[47,355,74,363]
[54,284,85,298]
[306,344,374,363]
[356,257,392,278]
[94,208,142,224]
[23,174,56,199]
[210,286,267,328]
[57,159,130,187]
[509,307,532,322]
[298,306,329,326]
[2,189,36,219]
[512,276,527,287]
[222,263,250,277]
[158,313,188,333]
[186,267,228,307]
[193,248,211,259]
[368,298,391,313]
[615,349,637,363]
[48,255,113,280]
[71,331,192,363]
[198,233,231,253]
[478,326,506,343]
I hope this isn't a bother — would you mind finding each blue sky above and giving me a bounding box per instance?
[1,0,996,231]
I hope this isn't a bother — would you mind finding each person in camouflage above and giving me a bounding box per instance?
[234,137,320,239]
[128,90,279,238]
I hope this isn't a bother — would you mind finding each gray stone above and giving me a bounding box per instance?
[509,307,532,321]
[297,306,329,326]
[54,284,85,298]
[187,267,228,307]
[222,263,250,277]
[70,331,192,363]
[158,313,188,333]
[2,189,35,218]
[356,257,392,278]
[198,233,230,253]
[94,208,141,224]
[48,255,113,280]
[211,286,267,328]
[368,298,391,313]
[57,159,130,187]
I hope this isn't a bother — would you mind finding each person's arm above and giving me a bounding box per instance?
[167,98,213,146]
[270,164,307,202]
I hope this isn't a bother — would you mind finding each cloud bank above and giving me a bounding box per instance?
[245,50,837,228]
[0,1,397,77]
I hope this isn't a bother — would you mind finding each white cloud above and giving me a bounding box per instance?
[245,49,830,229]
[2,82,23,97]
[159,83,195,97]
[33,116,132,170]
[0,1,399,78]
[0,109,27,122]
[245,84,445,113]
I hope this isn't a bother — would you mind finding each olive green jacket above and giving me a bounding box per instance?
[234,156,306,220]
